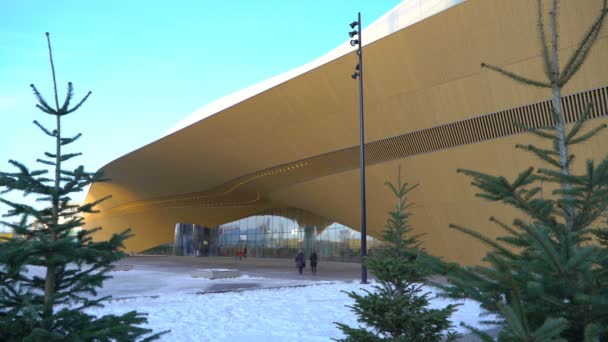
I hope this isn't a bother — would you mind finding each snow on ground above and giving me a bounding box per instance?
[24,266,495,341]
[90,279,492,341]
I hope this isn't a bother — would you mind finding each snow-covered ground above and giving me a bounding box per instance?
[90,272,490,341]
[23,266,494,341]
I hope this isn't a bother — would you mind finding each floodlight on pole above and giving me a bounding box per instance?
[348,12,367,285]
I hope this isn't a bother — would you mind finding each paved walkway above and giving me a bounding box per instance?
[122,255,367,281]
[97,256,370,299]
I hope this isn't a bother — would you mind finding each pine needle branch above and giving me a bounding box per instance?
[516,144,562,168]
[33,120,57,137]
[514,122,557,139]
[536,0,554,81]
[568,124,607,145]
[481,62,551,88]
[29,84,55,114]
[59,82,73,113]
[60,133,82,146]
[560,0,608,84]
[65,91,92,115]
[566,101,593,143]
[449,224,517,259]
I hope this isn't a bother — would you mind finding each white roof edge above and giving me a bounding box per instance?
[164,0,465,137]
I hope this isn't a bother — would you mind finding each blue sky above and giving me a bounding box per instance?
[0,0,402,215]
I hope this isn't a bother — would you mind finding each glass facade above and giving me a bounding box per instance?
[173,208,383,262]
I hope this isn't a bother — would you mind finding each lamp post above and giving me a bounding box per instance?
[349,12,367,284]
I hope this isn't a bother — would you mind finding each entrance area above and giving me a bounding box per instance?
[172,208,383,262]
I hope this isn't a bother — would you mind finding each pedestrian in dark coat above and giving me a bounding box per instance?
[295,250,305,275]
[310,251,318,275]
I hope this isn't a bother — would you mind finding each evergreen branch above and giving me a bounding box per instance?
[0,220,28,231]
[30,169,48,177]
[481,62,551,88]
[559,0,608,84]
[515,122,558,134]
[496,236,529,248]
[60,133,82,146]
[497,300,529,338]
[512,167,535,189]
[29,84,55,114]
[514,220,566,277]
[509,191,559,231]
[36,159,56,166]
[530,317,568,340]
[78,195,112,214]
[0,198,47,223]
[521,187,541,202]
[59,170,75,176]
[514,123,557,139]
[569,160,608,229]
[457,168,511,193]
[489,217,521,237]
[516,144,562,168]
[65,91,92,115]
[536,167,577,183]
[564,246,599,272]
[59,82,73,113]
[567,124,607,145]
[36,196,53,202]
[535,0,554,81]
[565,101,593,143]
[449,224,517,259]
[60,152,83,162]
[32,120,56,137]
[35,104,57,115]
[2,160,53,194]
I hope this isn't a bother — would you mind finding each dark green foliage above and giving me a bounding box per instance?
[441,1,608,341]
[335,169,459,341]
[0,33,165,341]
[591,211,608,247]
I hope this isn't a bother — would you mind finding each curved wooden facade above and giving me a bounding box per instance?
[85,0,608,264]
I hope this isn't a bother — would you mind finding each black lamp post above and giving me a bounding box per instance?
[349,12,367,284]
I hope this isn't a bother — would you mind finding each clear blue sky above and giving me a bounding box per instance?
[0,0,402,215]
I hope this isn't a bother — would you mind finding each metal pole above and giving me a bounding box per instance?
[356,12,367,284]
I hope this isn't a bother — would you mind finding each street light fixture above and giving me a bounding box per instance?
[348,12,367,284]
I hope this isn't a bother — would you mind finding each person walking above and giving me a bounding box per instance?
[295,250,305,275]
[310,251,318,275]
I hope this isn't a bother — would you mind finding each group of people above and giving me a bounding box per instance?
[294,250,318,275]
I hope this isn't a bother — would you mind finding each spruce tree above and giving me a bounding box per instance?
[335,169,459,341]
[0,33,164,341]
[440,1,608,340]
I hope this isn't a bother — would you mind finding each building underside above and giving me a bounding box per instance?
[85,0,608,265]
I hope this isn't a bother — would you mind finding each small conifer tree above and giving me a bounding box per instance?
[440,1,608,340]
[335,169,459,341]
[0,33,164,341]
